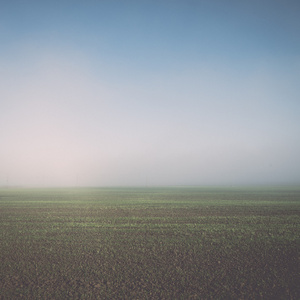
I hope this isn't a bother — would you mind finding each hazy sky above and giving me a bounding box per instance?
[1,0,300,186]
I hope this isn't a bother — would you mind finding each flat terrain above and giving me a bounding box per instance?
[0,186,299,299]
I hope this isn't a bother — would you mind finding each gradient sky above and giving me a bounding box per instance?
[1,0,300,186]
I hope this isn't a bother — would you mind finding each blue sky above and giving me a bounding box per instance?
[1,0,300,186]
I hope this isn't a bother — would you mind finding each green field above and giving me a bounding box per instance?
[1,186,299,299]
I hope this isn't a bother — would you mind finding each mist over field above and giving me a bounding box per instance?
[1,1,300,187]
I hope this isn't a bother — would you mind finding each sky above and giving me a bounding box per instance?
[0,0,300,187]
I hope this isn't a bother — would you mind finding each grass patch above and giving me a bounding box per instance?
[1,186,299,299]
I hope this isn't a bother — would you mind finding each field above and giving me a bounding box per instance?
[0,186,299,299]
